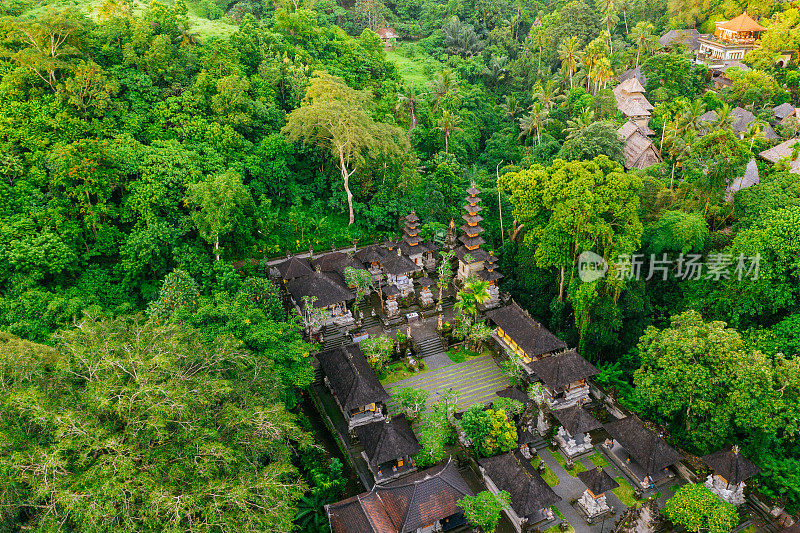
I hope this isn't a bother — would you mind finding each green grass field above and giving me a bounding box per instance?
[612,476,640,507]
[385,45,445,87]
[589,452,610,468]
[532,456,560,487]
[22,0,238,40]
[552,449,588,475]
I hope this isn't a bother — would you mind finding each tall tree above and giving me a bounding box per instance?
[282,72,407,225]
[558,36,583,88]
[185,169,252,261]
[435,110,463,154]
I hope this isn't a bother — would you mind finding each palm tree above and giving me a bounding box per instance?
[582,43,602,93]
[518,103,550,145]
[501,95,523,120]
[713,103,735,132]
[591,57,614,93]
[456,277,491,322]
[396,83,420,130]
[601,9,619,53]
[558,36,583,89]
[745,120,768,150]
[630,21,656,68]
[531,79,561,110]
[618,0,631,33]
[428,70,459,113]
[565,108,595,139]
[435,110,463,153]
[681,100,707,133]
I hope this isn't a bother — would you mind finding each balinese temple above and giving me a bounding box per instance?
[400,211,437,270]
[698,12,765,65]
[478,251,503,309]
[701,446,760,505]
[576,468,619,521]
[456,183,489,280]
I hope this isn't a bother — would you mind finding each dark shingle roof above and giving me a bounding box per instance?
[486,302,567,359]
[458,234,486,248]
[479,451,562,519]
[357,245,387,264]
[383,252,421,275]
[604,416,682,475]
[383,284,401,297]
[496,386,529,404]
[774,103,795,121]
[701,446,760,484]
[528,349,599,390]
[317,344,389,411]
[327,459,472,533]
[552,405,601,436]
[658,28,701,50]
[276,256,313,279]
[577,467,619,495]
[287,272,354,308]
[417,276,435,287]
[354,415,421,467]
[478,269,503,282]
[454,245,489,263]
[312,252,364,276]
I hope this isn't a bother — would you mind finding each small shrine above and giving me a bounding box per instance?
[478,251,502,309]
[702,446,760,505]
[417,276,435,308]
[384,284,401,318]
[552,405,602,459]
[576,467,619,521]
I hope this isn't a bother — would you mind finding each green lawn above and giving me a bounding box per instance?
[544,524,574,533]
[385,50,434,86]
[532,457,560,487]
[589,452,609,468]
[552,449,588,476]
[740,526,757,533]
[612,476,641,507]
[380,361,428,385]
[446,346,487,364]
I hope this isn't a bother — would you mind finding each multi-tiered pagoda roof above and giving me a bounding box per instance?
[456,182,488,264]
[400,210,436,257]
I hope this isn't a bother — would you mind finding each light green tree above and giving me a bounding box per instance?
[185,169,252,261]
[282,72,407,225]
[664,484,738,533]
[458,490,511,533]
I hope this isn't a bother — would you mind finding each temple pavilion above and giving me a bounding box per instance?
[698,12,765,65]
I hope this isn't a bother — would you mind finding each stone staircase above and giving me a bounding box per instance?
[441,296,455,311]
[323,324,348,350]
[529,433,549,453]
[355,300,382,329]
[415,335,446,359]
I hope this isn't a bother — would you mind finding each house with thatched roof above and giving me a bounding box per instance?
[604,416,682,489]
[618,121,662,170]
[485,302,567,370]
[317,344,390,429]
[613,78,654,131]
[760,138,800,174]
[354,415,421,482]
[528,349,599,407]
[552,404,602,458]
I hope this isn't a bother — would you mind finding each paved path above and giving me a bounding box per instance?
[384,355,510,414]
[537,448,631,533]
